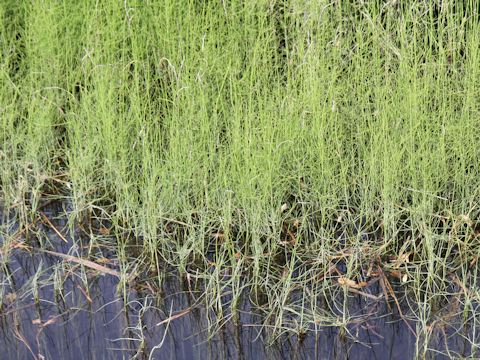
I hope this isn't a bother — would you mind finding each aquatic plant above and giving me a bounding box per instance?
[1,0,480,357]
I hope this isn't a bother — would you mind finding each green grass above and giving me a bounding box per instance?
[1,0,480,353]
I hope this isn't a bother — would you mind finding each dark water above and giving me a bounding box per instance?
[0,207,477,359]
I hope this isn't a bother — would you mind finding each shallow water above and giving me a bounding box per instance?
[0,207,477,359]
[0,248,416,360]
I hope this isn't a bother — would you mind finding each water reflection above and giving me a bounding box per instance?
[0,207,477,359]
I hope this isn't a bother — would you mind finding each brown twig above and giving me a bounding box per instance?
[39,211,68,243]
[156,308,191,326]
[38,249,120,277]
[378,266,416,337]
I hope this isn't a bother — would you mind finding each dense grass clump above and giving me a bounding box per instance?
[1,0,480,350]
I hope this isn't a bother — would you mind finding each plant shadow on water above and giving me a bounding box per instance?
[0,207,477,360]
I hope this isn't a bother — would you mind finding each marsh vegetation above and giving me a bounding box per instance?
[1,0,480,358]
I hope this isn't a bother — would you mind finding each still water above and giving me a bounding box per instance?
[0,207,476,359]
